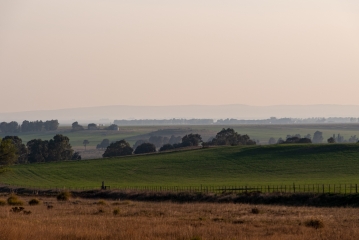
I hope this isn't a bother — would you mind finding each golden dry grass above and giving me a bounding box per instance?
[0,194,358,240]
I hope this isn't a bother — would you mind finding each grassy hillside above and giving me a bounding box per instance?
[1,144,359,188]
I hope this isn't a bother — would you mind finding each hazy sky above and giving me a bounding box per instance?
[1,0,359,113]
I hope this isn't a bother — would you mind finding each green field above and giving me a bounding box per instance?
[1,144,359,189]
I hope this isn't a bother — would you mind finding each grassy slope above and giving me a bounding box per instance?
[1,144,359,188]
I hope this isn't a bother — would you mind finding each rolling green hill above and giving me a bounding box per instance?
[1,144,359,188]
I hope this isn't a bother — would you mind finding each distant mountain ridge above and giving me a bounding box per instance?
[1,104,359,124]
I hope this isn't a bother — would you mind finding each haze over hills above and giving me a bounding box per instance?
[1,104,359,124]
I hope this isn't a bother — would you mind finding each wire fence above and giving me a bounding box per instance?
[1,183,359,194]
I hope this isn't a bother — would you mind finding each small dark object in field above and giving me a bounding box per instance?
[232,220,245,224]
[98,208,105,214]
[305,219,324,229]
[47,205,54,209]
[251,208,260,214]
[23,210,32,215]
[57,191,71,201]
[11,206,24,213]
[29,198,40,205]
[113,208,120,215]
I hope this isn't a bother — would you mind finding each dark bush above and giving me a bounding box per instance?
[57,191,71,201]
[159,144,174,152]
[134,143,156,154]
[103,140,133,158]
[305,219,324,229]
[28,198,41,205]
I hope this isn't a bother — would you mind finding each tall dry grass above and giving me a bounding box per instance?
[0,195,358,240]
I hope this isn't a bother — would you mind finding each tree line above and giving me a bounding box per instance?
[268,131,359,145]
[0,120,59,133]
[0,135,80,166]
[102,128,256,158]
[71,122,119,131]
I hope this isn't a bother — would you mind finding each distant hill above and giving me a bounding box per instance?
[1,104,359,124]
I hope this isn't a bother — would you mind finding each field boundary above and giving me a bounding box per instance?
[1,183,358,194]
[2,185,359,207]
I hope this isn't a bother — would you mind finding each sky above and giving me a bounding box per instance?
[1,0,359,113]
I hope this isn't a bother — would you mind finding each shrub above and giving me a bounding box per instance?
[113,208,120,215]
[0,199,6,206]
[251,208,260,214]
[57,191,71,201]
[28,198,41,205]
[97,200,107,205]
[134,143,156,154]
[305,219,324,229]
[7,194,24,206]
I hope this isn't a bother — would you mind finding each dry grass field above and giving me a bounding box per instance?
[0,194,358,240]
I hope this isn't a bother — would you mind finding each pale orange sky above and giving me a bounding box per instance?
[1,0,359,113]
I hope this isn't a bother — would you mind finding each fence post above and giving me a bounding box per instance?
[293,183,295,193]
[322,184,324,194]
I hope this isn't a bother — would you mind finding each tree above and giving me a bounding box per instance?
[133,139,148,150]
[211,128,255,146]
[3,136,28,163]
[0,139,18,166]
[102,140,133,157]
[327,137,336,143]
[71,152,81,160]
[134,143,156,154]
[181,134,202,147]
[105,124,119,130]
[277,138,284,144]
[312,131,323,143]
[96,139,110,149]
[159,144,175,152]
[72,122,84,131]
[27,139,49,163]
[268,137,276,144]
[87,123,98,130]
[0,121,19,133]
[83,140,89,150]
[47,135,74,161]
[43,120,59,131]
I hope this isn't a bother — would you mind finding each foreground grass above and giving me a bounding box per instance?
[0,195,358,240]
[1,144,359,188]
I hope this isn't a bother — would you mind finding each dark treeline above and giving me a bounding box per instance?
[216,117,359,125]
[0,120,59,133]
[113,117,359,126]
[0,134,80,166]
[103,128,257,158]
[269,131,359,145]
[114,119,214,125]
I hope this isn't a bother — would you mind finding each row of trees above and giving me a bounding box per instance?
[268,131,359,145]
[72,122,119,131]
[102,128,256,158]
[0,135,80,166]
[0,120,59,133]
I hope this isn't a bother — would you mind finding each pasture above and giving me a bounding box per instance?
[0,195,358,240]
[1,144,359,189]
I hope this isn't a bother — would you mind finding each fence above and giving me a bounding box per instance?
[1,183,359,194]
